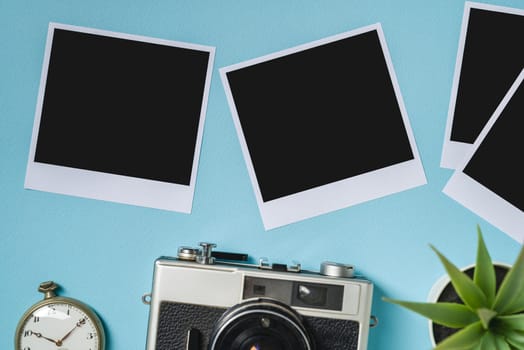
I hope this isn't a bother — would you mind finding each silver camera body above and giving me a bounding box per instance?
[145,243,374,350]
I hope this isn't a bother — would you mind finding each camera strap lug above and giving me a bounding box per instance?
[370,315,379,328]
[142,293,152,305]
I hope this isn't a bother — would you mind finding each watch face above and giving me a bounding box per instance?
[17,300,102,350]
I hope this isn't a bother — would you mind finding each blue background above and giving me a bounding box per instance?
[1,1,522,349]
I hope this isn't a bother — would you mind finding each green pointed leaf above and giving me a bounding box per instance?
[479,332,510,350]
[493,245,524,314]
[431,245,489,310]
[496,314,524,332]
[473,226,496,306]
[494,334,511,350]
[434,321,485,350]
[383,297,478,328]
[477,308,497,330]
[505,329,524,348]
[479,332,494,350]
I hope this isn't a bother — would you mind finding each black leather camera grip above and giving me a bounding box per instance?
[156,301,361,350]
[156,301,226,350]
[304,316,360,350]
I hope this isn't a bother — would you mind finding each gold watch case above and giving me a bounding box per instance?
[15,281,105,350]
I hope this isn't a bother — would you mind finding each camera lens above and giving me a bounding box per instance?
[209,298,314,350]
[241,336,283,350]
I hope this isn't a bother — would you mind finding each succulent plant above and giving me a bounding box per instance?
[383,226,524,349]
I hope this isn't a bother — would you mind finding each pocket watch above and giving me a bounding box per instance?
[15,281,105,350]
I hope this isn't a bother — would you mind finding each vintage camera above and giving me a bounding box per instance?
[144,242,375,350]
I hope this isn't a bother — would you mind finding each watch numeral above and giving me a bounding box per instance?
[24,330,33,337]
[87,332,95,339]
[23,347,31,350]
[33,316,40,323]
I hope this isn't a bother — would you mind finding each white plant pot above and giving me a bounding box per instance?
[426,262,511,347]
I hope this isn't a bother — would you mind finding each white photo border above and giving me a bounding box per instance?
[25,22,216,213]
[443,69,524,243]
[220,23,427,230]
[441,1,524,169]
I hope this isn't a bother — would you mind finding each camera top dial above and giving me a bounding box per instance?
[320,262,355,278]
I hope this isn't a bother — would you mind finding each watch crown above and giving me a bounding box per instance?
[38,281,58,299]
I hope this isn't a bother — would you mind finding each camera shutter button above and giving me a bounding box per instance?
[196,242,216,265]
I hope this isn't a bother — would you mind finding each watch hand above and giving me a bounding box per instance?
[58,318,87,344]
[33,332,59,345]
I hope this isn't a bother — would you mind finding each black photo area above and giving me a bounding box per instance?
[451,7,524,144]
[226,29,414,202]
[34,28,211,185]
[463,78,524,211]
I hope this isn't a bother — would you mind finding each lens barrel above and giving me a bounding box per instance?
[208,298,314,350]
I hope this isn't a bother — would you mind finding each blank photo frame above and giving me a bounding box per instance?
[221,23,427,230]
[25,23,215,213]
[441,2,524,169]
[443,69,524,243]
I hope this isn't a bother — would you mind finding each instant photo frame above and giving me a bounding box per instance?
[443,69,524,244]
[25,23,215,213]
[441,2,524,169]
[221,23,426,230]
